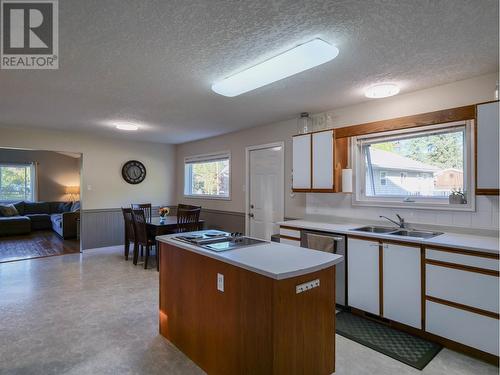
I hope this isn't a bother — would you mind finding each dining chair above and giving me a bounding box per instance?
[177,203,201,211]
[121,208,137,262]
[131,209,158,270]
[176,205,201,233]
[131,203,152,222]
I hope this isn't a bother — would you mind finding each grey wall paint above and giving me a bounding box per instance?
[81,207,245,250]
[81,209,123,250]
[200,209,245,233]
[0,149,80,202]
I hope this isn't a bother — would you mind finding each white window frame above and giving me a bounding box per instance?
[183,151,231,200]
[352,120,475,211]
[0,162,36,203]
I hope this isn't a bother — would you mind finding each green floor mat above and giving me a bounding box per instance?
[336,311,442,370]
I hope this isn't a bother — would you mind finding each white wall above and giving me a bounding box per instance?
[176,72,499,230]
[317,73,498,129]
[176,117,305,218]
[0,127,176,209]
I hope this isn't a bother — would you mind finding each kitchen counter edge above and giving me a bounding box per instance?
[156,234,343,280]
[278,220,499,254]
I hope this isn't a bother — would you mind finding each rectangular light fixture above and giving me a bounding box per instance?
[211,39,339,97]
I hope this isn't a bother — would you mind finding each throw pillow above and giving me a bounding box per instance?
[0,204,19,217]
[71,201,80,212]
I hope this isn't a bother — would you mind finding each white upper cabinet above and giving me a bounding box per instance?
[476,101,499,193]
[312,130,334,189]
[293,130,339,192]
[292,134,311,189]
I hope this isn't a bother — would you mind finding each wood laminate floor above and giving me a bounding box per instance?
[0,230,80,263]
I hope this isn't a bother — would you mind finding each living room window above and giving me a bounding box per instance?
[0,163,36,202]
[352,120,474,211]
[184,152,230,199]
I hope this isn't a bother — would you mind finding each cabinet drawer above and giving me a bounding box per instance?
[426,264,499,313]
[426,300,499,355]
[280,238,301,247]
[279,227,301,239]
[426,249,499,271]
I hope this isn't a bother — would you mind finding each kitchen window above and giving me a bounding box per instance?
[184,152,230,199]
[352,121,475,211]
[0,163,36,202]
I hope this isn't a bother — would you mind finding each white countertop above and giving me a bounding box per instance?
[278,219,499,254]
[156,232,343,280]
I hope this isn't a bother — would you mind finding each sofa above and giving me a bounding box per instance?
[0,201,80,239]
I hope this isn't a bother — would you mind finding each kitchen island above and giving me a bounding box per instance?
[157,231,343,375]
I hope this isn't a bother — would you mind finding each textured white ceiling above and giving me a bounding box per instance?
[0,0,497,144]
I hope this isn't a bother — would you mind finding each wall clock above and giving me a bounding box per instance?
[122,160,146,184]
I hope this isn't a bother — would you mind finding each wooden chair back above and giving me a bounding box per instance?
[131,203,152,222]
[177,203,201,211]
[131,209,149,245]
[177,205,201,233]
[121,207,135,242]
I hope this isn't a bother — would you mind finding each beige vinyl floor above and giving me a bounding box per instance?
[0,246,497,375]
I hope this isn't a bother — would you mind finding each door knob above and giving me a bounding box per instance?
[249,213,254,218]
[250,204,254,209]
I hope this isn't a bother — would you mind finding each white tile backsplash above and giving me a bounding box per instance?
[306,194,500,230]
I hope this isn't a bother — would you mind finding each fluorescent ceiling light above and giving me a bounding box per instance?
[364,83,400,99]
[212,39,339,97]
[115,123,139,131]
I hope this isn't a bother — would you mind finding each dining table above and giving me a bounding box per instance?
[146,216,205,237]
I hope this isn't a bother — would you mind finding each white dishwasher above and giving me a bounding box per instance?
[301,230,346,306]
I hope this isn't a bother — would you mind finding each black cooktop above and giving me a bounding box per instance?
[173,230,266,252]
[202,237,266,252]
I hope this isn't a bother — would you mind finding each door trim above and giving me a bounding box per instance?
[245,142,285,236]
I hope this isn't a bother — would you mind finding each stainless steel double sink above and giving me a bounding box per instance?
[351,226,443,239]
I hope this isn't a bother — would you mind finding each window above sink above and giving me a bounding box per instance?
[352,121,475,211]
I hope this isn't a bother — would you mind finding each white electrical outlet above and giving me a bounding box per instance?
[217,273,224,292]
[296,279,320,294]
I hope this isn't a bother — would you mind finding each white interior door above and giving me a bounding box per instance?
[247,144,284,240]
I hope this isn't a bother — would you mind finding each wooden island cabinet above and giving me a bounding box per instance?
[158,237,342,375]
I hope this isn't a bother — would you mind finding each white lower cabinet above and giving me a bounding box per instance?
[426,300,499,356]
[347,238,379,315]
[383,243,421,329]
[346,236,500,357]
[426,264,499,313]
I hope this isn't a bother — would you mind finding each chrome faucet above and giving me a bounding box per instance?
[380,214,408,229]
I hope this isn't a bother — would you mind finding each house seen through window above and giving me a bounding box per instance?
[0,163,35,202]
[184,152,230,199]
[353,121,473,209]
